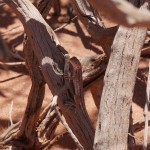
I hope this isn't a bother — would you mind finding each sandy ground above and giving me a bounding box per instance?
[0,1,149,149]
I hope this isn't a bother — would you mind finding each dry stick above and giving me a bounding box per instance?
[0,62,25,66]
[45,98,83,150]
[55,106,84,150]
[0,122,20,142]
[11,43,24,61]
[1,26,23,36]
[54,16,77,32]
[37,0,59,18]
[47,132,69,146]
[128,133,143,143]
[8,101,14,126]
[143,62,150,150]
[87,0,150,27]
[0,74,24,83]
[134,118,150,132]
[38,104,51,126]
[15,42,46,148]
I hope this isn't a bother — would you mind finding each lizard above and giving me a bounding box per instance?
[46,54,84,150]
[49,54,84,111]
[48,53,71,112]
[69,57,90,119]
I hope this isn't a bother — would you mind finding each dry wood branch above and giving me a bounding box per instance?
[37,98,58,141]
[71,0,115,57]
[0,62,25,66]
[54,16,77,32]
[87,0,150,27]
[38,104,51,126]
[0,35,10,61]
[93,4,148,150]
[71,0,150,56]
[3,0,94,149]
[11,0,58,148]
[55,106,84,150]
[38,110,59,141]
[0,74,24,83]
[8,101,14,126]
[11,44,24,61]
[15,40,46,149]
[134,118,150,132]
[43,132,69,148]
[0,51,108,149]
[81,54,107,86]
[0,122,20,143]
[143,62,150,150]
[128,133,143,143]
[71,0,150,57]
[37,0,60,18]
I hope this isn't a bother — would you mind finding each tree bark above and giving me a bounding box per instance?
[0,34,10,61]
[14,0,58,148]
[93,4,148,150]
[16,40,46,148]
[3,0,94,149]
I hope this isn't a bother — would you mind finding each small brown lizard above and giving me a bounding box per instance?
[50,54,84,111]
[49,54,71,110]
[48,54,84,149]
[70,57,83,107]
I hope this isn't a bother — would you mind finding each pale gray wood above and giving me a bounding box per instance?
[93,4,148,150]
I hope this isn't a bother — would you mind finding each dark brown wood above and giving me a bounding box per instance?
[37,0,60,18]
[0,34,10,61]
[15,40,46,148]
[12,0,57,148]
[81,54,107,87]
[93,4,148,150]
[37,107,59,142]
[3,0,94,149]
